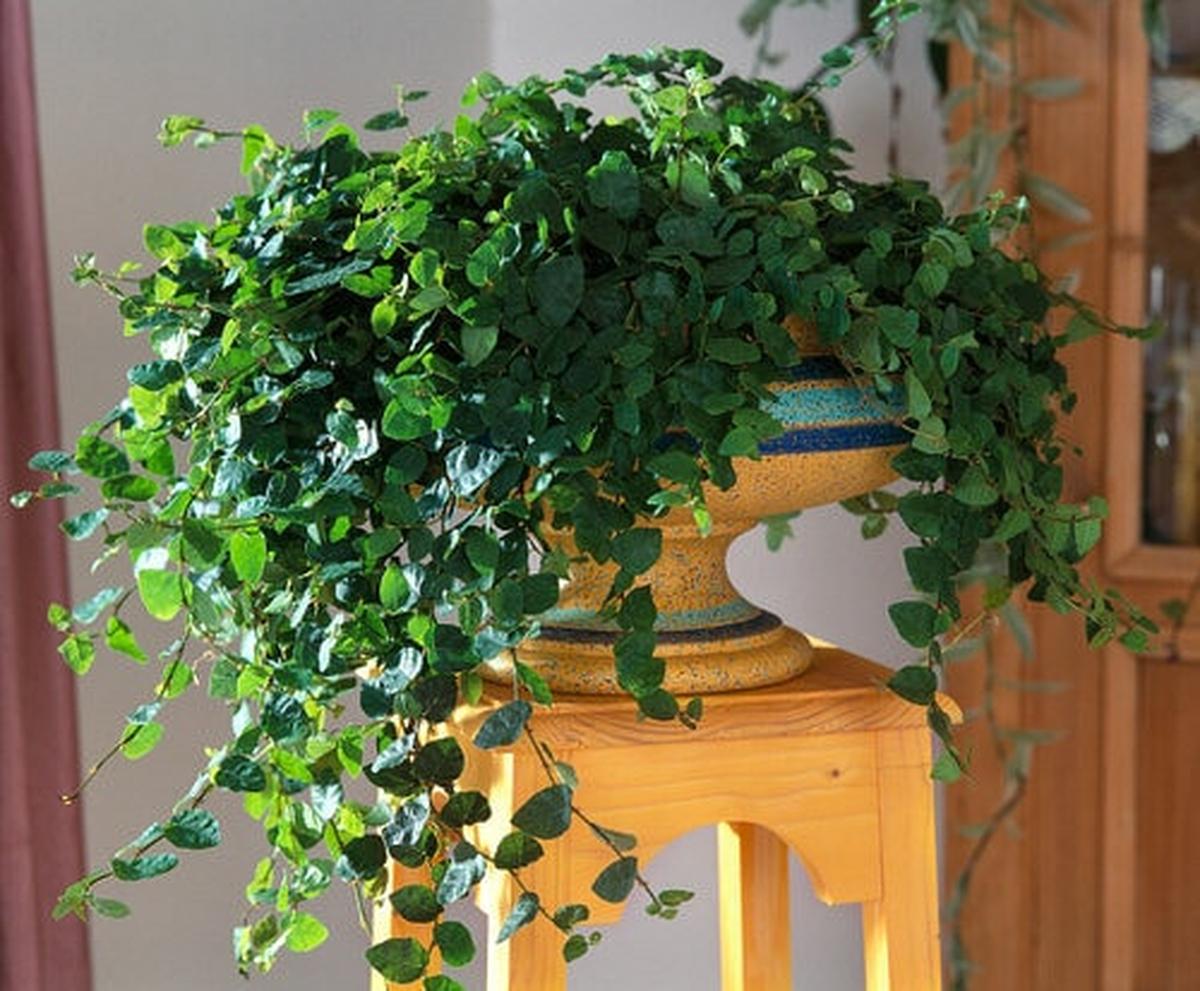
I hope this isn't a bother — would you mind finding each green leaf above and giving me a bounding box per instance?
[413,738,465,786]
[136,569,183,622]
[515,660,553,706]
[828,189,855,213]
[915,261,949,298]
[521,573,560,614]
[992,508,1032,542]
[58,633,96,675]
[587,150,641,220]
[931,750,963,782]
[342,834,386,878]
[888,665,938,706]
[111,853,179,881]
[408,249,440,288]
[158,114,205,146]
[105,617,147,663]
[286,913,329,953]
[52,880,90,920]
[371,298,398,335]
[434,920,475,966]
[216,754,267,792]
[904,368,932,419]
[47,602,71,631]
[75,435,129,479]
[229,529,267,583]
[638,689,678,720]
[618,586,658,630]
[611,529,662,575]
[719,426,759,457]
[589,823,637,853]
[364,109,408,131]
[29,449,79,473]
[121,721,164,760]
[473,700,532,749]
[181,519,225,568]
[446,444,505,497]
[511,785,572,839]
[461,325,499,366]
[128,360,184,391]
[877,306,920,346]
[164,808,221,850]
[591,857,638,903]
[953,466,998,507]
[1073,517,1103,557]
[439,791,491,828]
[158,659,192,699]
[497,892,539,942]
[563,934,590,962]
[888,601,941,649]
[912,416,948,455]
[493,831,545,870]
[91,897,131,919]
[821,43,854,68]
[553,903,590,929]
[533,255,585,328]
[390,884,441,923]
[61,509,109,541]
[667,158,714,208]
[647,450,700,485]
[263,693,309,745]
[707,337,762,365]
[366,938,429,984]
[379,564,410,612]
[72,586,124,625]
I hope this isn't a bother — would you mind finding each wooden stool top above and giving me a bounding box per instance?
[454,642,960,750]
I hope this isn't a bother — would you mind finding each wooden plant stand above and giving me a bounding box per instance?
[375,643,957,990]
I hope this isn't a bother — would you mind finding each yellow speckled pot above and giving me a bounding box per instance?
[485,320,905,694]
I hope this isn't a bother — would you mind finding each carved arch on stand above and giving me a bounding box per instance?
[581,814,882,927]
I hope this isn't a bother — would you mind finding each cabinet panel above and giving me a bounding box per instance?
[1135,660,1200,990]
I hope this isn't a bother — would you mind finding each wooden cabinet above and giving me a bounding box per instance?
[945,3,1200,988]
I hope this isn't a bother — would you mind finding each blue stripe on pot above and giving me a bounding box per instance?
[543,598,760,632]
[537,610,783,645]
[758,421,909,455]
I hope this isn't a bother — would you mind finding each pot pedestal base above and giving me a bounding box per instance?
[485,611,813,694]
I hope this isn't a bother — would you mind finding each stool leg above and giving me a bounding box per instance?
[486,911,568,990]
[717,821,792,991]
[862,729,942,991]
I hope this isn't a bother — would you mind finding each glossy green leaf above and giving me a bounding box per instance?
[511,785,572,839]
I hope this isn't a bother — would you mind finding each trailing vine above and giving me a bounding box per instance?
[14,45,1151,987]
[741,5,1168,985]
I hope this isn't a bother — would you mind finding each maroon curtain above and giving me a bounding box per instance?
[0,0,92,988]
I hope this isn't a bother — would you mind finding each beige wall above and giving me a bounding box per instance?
[31,3,939,988]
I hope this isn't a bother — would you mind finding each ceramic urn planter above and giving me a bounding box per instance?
[487,320,906,695]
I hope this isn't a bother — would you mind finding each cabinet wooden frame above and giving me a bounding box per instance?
[946,2,1200,988]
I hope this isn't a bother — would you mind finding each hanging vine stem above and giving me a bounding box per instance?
[944,609,1038,990]
[522,722,667,914]
[61,632,198,804]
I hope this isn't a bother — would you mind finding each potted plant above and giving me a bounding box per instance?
[14,44,1151,987]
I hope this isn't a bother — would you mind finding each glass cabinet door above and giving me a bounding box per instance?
[1143,1,1200,544]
